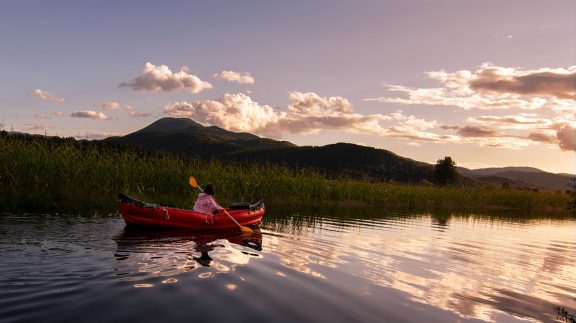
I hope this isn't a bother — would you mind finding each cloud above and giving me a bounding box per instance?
[447,125,500,138]
[367,64,576,111]
[363,63,576,151]
[119,62,213,93]
[437,125,540,149]
[34,89,65,103]
[287,92,353,114]
[469,65,576,99]
[163,92,395,137]
[70,110,110,120]
[25,124,53,131]
[99,102,123,110]
[75,131,121,140]
[162,93,281,135]
[276,92,394,136]
[162,91,574,152]
[468,114,551,126]
[160,91,463,146]
[98,102,151,117]
[439,117,576,150]
[466,114,554,131]
[528,132,556,143]
[463,113,576,150]
[214,71,255,84]
[125,109,151,117]
[557,124,576,151]
[34,111,66,119]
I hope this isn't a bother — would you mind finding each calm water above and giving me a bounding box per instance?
[0,210,574,323]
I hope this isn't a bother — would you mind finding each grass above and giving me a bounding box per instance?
[0,131,572,215]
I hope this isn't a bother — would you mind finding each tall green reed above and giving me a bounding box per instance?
[0,132,571,215]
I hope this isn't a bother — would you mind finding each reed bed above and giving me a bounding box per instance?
[0,132,571,215]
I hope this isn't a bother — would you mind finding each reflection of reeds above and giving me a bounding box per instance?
[0,132,572,214]
[554,305,576,323]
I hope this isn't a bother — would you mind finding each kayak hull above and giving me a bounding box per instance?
[118,194,264,230]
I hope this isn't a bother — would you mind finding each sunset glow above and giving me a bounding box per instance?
[0,1,574,173]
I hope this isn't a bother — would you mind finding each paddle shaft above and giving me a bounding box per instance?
[222,208,243,227]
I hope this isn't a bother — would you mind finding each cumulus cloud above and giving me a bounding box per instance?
[161,92,462,145]
[214,70,255,84]
[119,62,213,93]
[276,92,394,136]
[367,63,576,111]
[163,92,395,137]
[70,110,110,120]
[163,93,282,135]
[162,90,575,152]
[34,89,65,103]
[557,124,576,151]
[288,92,353,114]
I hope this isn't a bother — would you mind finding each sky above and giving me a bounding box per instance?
[0,0,574,174]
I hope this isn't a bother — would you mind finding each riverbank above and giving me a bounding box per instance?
[1,132,572,215]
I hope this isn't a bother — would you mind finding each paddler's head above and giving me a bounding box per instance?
[203,183,215,196]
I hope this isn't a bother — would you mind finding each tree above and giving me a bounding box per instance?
[569,177,576,211]
[433,156,458,186]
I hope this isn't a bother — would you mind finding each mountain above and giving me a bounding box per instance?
[104,117,296,159]
[225,143,434,183]
[104,117,435,183]
[458,167,573,191]
[457,166,544,176]
[105,117,572,189]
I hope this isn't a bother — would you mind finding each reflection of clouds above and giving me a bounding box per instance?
[266,216,576,322]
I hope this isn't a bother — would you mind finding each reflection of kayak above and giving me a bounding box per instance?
[118,193,265,230]
[115,225,263,252]
[114,225,263,272]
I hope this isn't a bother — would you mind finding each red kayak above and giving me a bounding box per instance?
[118,193,264,230]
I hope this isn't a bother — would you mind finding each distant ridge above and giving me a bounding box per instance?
[225,142,434,183]
[458,166,544,176]
[458,167,573,191]
[104,117,296,159]
[104,117,435,183]
[104,117,572,190]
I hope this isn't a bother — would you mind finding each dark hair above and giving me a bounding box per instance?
[203,183,215,196]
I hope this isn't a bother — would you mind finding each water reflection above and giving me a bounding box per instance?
[431,213,451,230]
[1,211,574,322]
[262,211,576,322]
[113,226,263,285]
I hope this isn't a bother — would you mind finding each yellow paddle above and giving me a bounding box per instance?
[189,176,253,234]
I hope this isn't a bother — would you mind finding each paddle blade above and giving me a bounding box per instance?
[240,226,253,234]
[189,176,198,188]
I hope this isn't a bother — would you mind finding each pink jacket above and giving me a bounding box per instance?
[193,193,222,214]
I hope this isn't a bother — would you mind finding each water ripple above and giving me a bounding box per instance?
[1,213,575,322]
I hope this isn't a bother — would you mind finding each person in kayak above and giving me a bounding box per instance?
[193,184,223,222]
